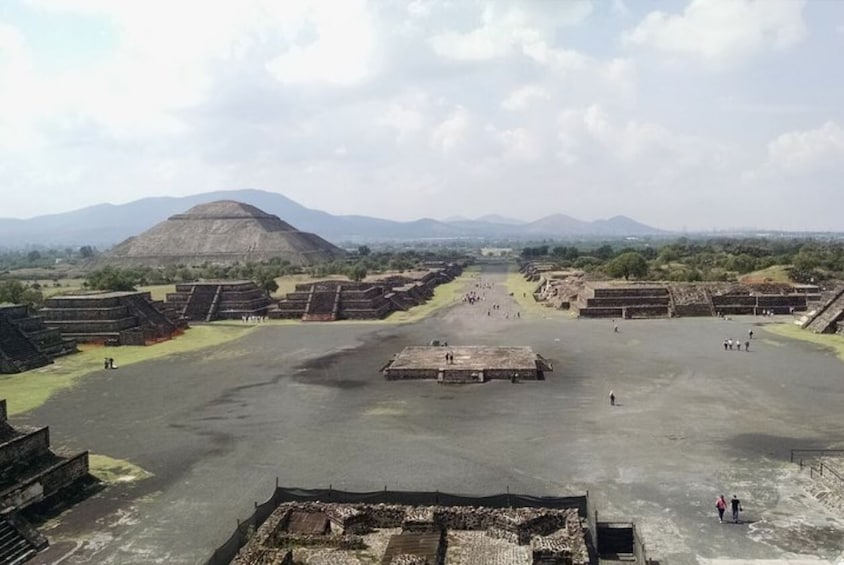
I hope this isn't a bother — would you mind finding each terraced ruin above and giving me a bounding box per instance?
[165,280,271,322]
[0,304,77,374]
[40,291,183,345]
[523,262,822,320]
[0,399,91,563]
[271,265,463,321]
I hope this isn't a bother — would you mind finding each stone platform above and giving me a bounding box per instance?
[383,346,552,383]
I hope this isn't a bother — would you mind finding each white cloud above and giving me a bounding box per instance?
[429,2,591,64]
[265,0,376,85]
[431,107,470,153]
[494,127,542,162]
[624,0,806,66]
[501,85,550,111]
[378,91,430,140]
[765,121,844,173]
[558,105,729,174]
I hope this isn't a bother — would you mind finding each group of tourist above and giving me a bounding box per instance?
[485,303,519,319]
[462,290,484,304]
[723,329,754,352]
[715,494,743,523]
[102,357,117,370]
[240,315,267,323]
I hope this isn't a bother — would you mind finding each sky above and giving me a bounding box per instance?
[0,0,843,231]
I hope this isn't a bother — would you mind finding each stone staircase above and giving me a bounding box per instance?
[0,317,50,374]
[802,286,844,334]
[302,288,339,322]
[0,511,46,565]
[183,285,219,321]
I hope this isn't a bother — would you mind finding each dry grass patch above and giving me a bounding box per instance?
[137,283,176,301]
[505,267,561,316]
[88,454,153,484]
[384,266,479,324]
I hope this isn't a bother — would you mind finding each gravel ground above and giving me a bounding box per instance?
[16,262,844,565]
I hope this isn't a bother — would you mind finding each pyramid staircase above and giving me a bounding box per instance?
[803,286,844,334]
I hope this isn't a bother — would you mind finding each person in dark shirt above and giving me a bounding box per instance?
[731,495,742,523]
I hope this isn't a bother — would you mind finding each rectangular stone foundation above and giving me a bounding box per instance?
[383,346,551,382]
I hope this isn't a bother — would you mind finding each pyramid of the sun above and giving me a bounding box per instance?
[105,200,345,266]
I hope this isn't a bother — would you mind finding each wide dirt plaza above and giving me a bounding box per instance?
[20,263,844,565]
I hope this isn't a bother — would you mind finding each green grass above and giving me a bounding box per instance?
[0,324,257,416]
[764,323,844,363]
[739,265,792,284]
[88,454,153,484]
[37,278,85,298]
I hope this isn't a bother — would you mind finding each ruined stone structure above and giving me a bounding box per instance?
[522,263,817,320]
[40,291,182,345]
[165,280,271,322]
[271,265,463,322]
[271,280,394,321]
[802,286,844,334]
[232,501,588,565]
[0,304,77,374]
[532,271,585,311]
[571,283,671,319]
[104,200,345,267]
[0,398,90,563]
[383,346,552,383]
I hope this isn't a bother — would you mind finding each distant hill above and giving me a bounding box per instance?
[0,189,665,248]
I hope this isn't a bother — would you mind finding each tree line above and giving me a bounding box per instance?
[521,237,844,283]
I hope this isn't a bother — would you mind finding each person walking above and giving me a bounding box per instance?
[716,495,727,523]
[609,390,615,406]
[748,329,754,340]
[731,495,742,523]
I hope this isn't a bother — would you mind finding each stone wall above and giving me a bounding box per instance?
[0,428,50,470]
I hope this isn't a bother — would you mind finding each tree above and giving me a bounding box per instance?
[605,252,649,281]
[0,280,26,303]
[79,245,96,258]
[357,245,371,256]
[85,266,140,291]
[26,250,41,262]
[348,263,368,282]
[0,280,42,307]
[255,273,279,294]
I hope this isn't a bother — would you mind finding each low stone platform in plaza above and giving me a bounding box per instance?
[383,346,552,383]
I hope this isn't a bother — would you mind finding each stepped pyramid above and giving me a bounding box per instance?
[104,200,345,266]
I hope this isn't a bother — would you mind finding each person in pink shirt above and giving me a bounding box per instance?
[716,495,727,523]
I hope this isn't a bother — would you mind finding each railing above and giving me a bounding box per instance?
[791,449,844,490]
[790,448,844,464]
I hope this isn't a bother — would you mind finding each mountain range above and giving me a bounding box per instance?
[0,189,664,248]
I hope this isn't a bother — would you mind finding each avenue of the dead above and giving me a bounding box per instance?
[7,263,842,565]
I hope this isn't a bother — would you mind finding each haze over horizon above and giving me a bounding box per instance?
[1,0,843,232]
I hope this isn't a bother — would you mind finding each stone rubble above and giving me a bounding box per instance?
[233,502,589,565]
